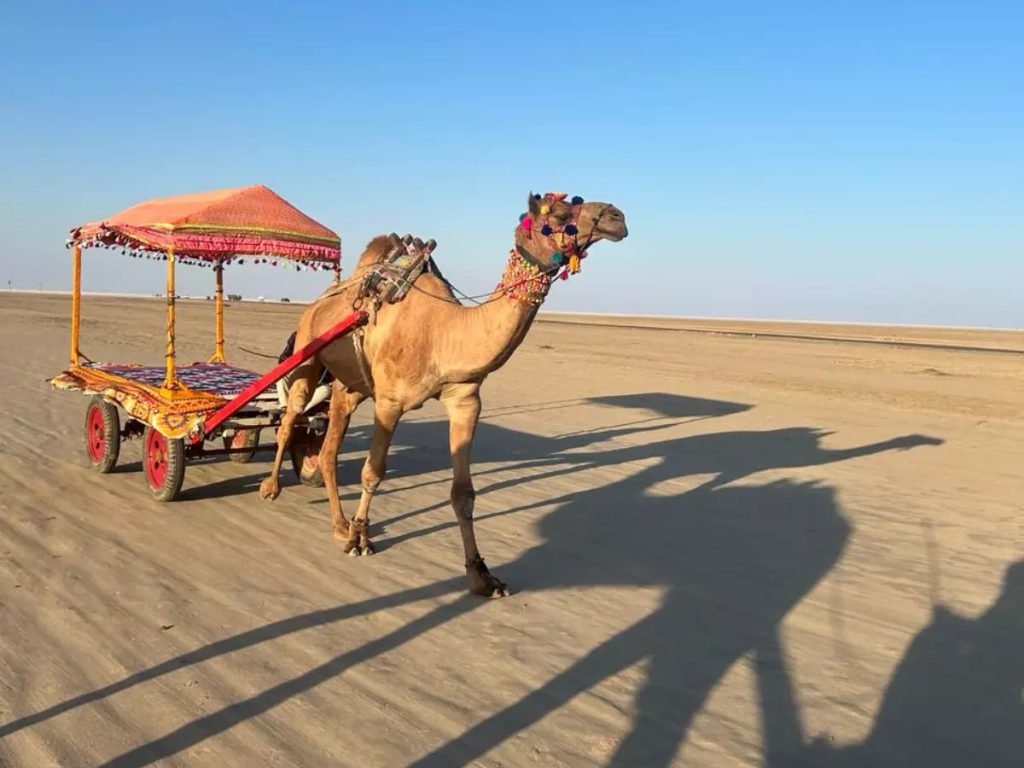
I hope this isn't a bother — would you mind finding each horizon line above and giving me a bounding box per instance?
[5,288,1021,333]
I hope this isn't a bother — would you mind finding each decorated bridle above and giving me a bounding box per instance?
[499,192,613,306]
[518,192,588,275]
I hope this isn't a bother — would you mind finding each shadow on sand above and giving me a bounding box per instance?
[3,393,976,768]
[794,558,1024,768]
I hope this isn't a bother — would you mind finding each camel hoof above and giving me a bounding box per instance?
[361,542,376,556]
[467,568,510,599]
[347,546,360,558]
[488,584,511,599]
[258,478,280,501]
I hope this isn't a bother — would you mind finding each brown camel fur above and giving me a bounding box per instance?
[259,192,628,596]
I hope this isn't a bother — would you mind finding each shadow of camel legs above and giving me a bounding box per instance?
[411,479,853,767]
[98,593,487,768]
[0,577,464,741]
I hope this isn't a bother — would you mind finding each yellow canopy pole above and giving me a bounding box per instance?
[162,247,177,390]
[210,263,225,362]
[70,243,82,366]
[333,260,341,284]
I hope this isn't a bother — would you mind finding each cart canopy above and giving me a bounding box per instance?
[70,184,340,268]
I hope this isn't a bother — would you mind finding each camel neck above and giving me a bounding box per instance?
[442,251,547,379]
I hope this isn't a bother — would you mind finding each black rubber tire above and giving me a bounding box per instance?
[143,426,186,502]
[84,396,120,473]
[224,428,259,463]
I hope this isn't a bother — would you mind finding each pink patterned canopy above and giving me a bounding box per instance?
[71,184,340,265]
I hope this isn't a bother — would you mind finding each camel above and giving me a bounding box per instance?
[258,191,628,597]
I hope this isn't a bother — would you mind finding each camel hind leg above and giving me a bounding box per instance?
[259,360,321,501]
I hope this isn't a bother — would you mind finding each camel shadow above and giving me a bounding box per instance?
[6,393,949,767]
[406,420,943,767]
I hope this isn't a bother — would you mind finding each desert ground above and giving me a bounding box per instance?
[1,292,1022,767]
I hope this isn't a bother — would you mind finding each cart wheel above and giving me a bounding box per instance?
[84,396,120,473]
[224,428,259,463]
[290,428,324,487]
[143,426,185,502]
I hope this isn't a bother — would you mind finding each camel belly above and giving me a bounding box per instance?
[318,335,374,397]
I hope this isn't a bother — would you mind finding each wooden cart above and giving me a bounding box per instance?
[50,185,366,500]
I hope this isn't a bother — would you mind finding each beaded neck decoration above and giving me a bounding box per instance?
[496,248,553,306]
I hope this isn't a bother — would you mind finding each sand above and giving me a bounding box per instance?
[1,293,1021,767]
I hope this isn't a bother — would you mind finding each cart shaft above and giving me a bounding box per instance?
[201,311,367,437]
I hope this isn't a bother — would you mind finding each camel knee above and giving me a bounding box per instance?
[285,376,313,414]
[451,482,476,520]
[360,460,385,494]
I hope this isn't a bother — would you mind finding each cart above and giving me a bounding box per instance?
[50,185,367,501]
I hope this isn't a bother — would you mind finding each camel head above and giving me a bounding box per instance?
[516,191,627,275]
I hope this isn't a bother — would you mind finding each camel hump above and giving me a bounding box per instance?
[354,235,396,270]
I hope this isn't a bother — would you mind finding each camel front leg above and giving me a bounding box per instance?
[441,383,509,598]
[320,382,364,544]
[343,397,403,556]
[259,364,317,501]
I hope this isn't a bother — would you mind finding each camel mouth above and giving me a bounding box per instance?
[594,223,628,242]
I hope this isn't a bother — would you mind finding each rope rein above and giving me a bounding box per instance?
[241,197,609,356]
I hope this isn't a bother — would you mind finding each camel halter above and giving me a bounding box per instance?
[516,193,588,276]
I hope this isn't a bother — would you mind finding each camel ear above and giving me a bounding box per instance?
[527,192,542,217]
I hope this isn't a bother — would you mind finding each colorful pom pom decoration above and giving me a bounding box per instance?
[520,216,533,230]
[540,204,551,215]
[540,224,552,236]
[571,196,584,205]
[565,224,578,235]
[552,251,564,264]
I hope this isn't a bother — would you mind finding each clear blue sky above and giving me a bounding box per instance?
[1,1,1021,327]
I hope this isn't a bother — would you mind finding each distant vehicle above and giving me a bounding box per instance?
[280,297,290,303]
[227,293,242,301]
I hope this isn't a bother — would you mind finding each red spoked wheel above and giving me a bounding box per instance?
[84,396,120,473]
[224,428,259,463]
[143,426,185,502]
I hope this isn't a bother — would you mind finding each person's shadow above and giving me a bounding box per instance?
[792,558,1024,768]
[405,407,943,767]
